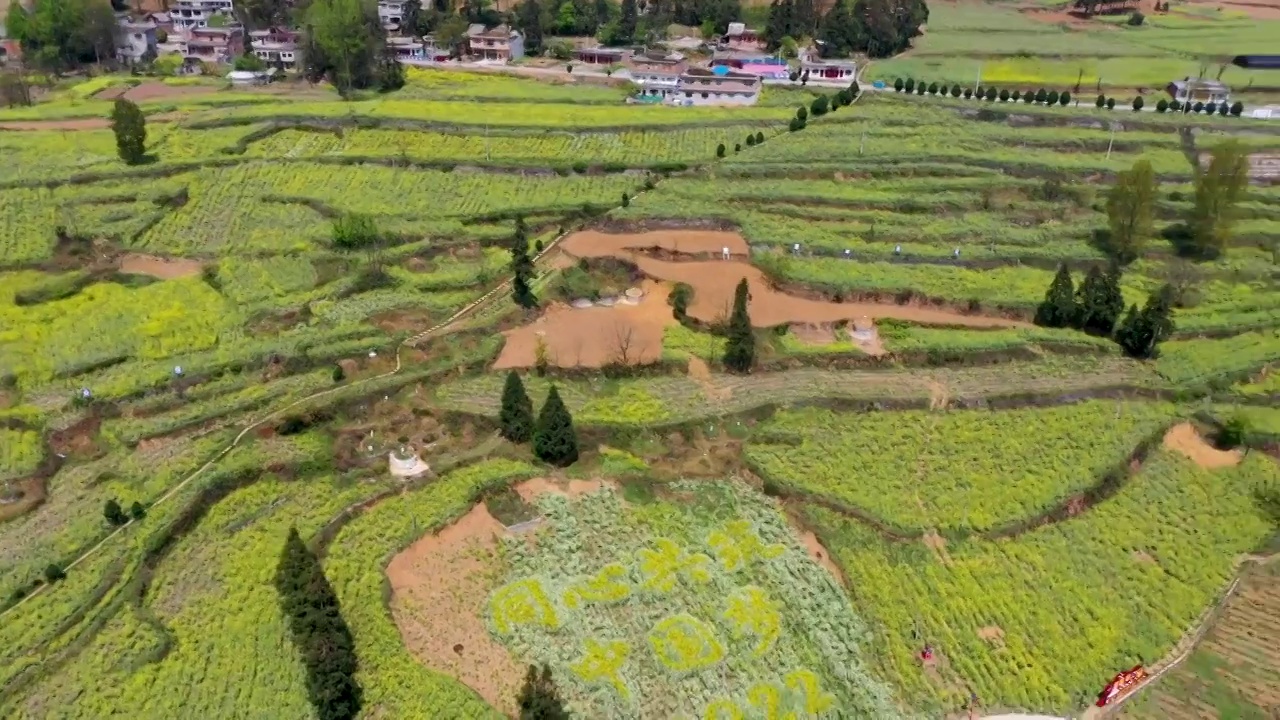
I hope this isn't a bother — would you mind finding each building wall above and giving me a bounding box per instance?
[674,89,759,106]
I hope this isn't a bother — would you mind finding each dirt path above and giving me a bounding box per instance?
[1162,423,1242,469]
[119,253,203,280]
[560,231,1031,330]
[96,83,216,103]
[386,503,522,715]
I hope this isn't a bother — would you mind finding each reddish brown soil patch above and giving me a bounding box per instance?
[561,229,750,258]
[386,503,523,715]
[514,477,616,503]
[102,83,217,103]
[923,530,953,565]
[560,232,1029,329]
[49,415,103,459]
[1163,422,1242,469]
[799,529,847,587]
[372,308,433,335]
[627,255,1029,328]
[791,322,837,345]
[0,476,46,522]
[687,356,732,402]
[495,281,673,370]
[119,253,203,280]
[977,626,1005,645]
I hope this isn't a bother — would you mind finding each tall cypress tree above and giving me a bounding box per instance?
[275,528,363,720]
[499,371,534,444]
[1074,265,1117,336]
[534,385,579,467]
[511,217,538,309]
[517,0,544,55]
[616,0,637,44]
[1116,285,1175,359]
[1033,263,1077,328]
[722,278,755,373]
[110,99,147,165]
[518,664,569,720]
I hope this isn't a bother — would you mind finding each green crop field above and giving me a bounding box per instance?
[863,1,1280,94]
[0,58,1276,720]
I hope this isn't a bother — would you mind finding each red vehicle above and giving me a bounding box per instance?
[1096,665,1147,706]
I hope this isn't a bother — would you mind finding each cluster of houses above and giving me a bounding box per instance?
[572,24,856,106]
[103,0,528,77]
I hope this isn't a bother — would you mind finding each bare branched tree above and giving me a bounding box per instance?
[611,322,636,366]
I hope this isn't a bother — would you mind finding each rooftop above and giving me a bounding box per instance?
[684,66,761,82]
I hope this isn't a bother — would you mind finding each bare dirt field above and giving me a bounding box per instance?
[385,502,523,715]
[96,83,217,102]
[635,255,1028,328]
[798,529,847,587]
[514,477,616,503]
[561,229,750,258]
[1162,423,1242,469]
[494,280,674,369]
[560,230,1031,330]
[119,253,203,280]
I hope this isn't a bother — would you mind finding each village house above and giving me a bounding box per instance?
[466,24,523,62]
[249,27,298,70]
[674,65,761,106]
[626,50,687,100]
[801,53,857,80]
[377,0,405,33]
[1167,77,1230,105]
[115,16,159,63]
[574,46,627,65]
[171,0,235,32]
[711,48,774,70]
[178,25,243,66]
[387,35,425,61]
[721,22,762,50]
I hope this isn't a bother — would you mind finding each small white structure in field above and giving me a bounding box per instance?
[722,246,731,260]
[389,445,430,478]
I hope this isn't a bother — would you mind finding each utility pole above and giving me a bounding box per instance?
[859,130,865,155]
[975,62,982,91]
[1106,125,1116,160]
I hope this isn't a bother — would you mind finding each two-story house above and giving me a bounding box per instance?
[386,35,425,61]
[674,66,761,106]
[377,0,405,32]
[625,51,688,100]
[466,24,523,62]
[115,16,159,63]
[249,27,298,70]
[171,0,235,32]
[179,25,243,66]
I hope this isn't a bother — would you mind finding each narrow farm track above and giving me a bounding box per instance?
[0,93,857,616]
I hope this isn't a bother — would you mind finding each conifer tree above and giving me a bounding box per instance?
[104,499,127,526]
[1033,263,1077,328]
[1116,285,1175,358]
[518,664,569,720]
[722,278,756,373]
[275,528,362,720]
[499,371,534,444]
[533,386,579,467]
[110,99,147,165]
[511,216,538,309]
[129,501,146,521]
[1074,264,1124,336]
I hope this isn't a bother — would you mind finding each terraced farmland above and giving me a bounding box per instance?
[0,64,1276,720]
